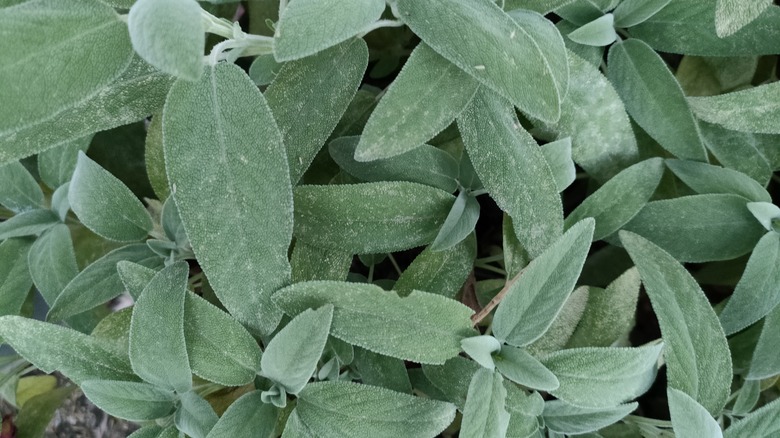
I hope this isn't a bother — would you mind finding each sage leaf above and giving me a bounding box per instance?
[543,400,638,435]
[732,380,761,415]
[621,231,732,414]
[746,304,780,380]
[14,385,76,438]
[273,281,476,364]
[0,238,33,317]
[90,308,133,356]
[0,209,59,241]
[282,410,317,438]
[206,391,277,438]
[144,115,168,201]
[540,138,576,192]
[461,336,502,370]
[27,224,78,305]
[460,369,510,438]
[296,381,457,438]
[689,82,780,135]
[458,88,563,258]
[422,356,481,409]
[175,390,218,438]
[116,261,157,301]
[541,344,663,408]
[129,262,191,393]
[565,158,664,241]
[612,0,671,27]
[352,348,413,394]
[393,232,476,299]
[608,39,707,162]
[69,152,153,242]
[128,426,179,438]
[37,135,92,190]
[293,182,453,254]
[290,241,352,283]
[568,14,618,47]
[492,218,594,347]
[494,345,560,392]
[0,162,44,213]
[164,63,293,336]
[505,0,577,14]
[666,159,771,203]
[747,202,780,231]
[81,380,176,422]
[128,0,204,80]
[397,0,565,123]
[526,286,589,356]
[266,39,368,183]
[668,388,723,438]
[0,316,136,384]
[248,54,283,86]
[431,191,480,252]
[699,122,773,186]
[715,0,772,38]
[724,398,780,438]
[355,43,479,161]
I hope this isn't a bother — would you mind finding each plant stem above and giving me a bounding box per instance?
[471,269,524,326]
[387,253,403,276]
[474,263,506,276]
[359,19,405,37]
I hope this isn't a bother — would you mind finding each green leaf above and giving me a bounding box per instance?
[273,281,476,364]
[90,308,133,356]
[492,218,594,346]
[183,292,262,386]
[724,398,780,438]
[37,135,92,190]
[295,381,456,438]
[607,39,707,161]
[543,400,638,435]
[541,344,662,408]
[0,0,133,165]
[355,43,479,161]
[175,390,218,438]
[393,232,476,299]
[0,162,44,213]
[422,356,481,409]
[48,244,162,321]
[494,345,560,391]
[0,316,136,384]
[540,138,576,192]
[460,369,510,438]
[290,241,352,283]
[144,115,169,201]
[206,391,277,438]
[130,262,191,393]
[565,158,664,241]
[293,182,453,254]
[699,122,773,186]
[273,0,383,61]
[568,14,618,46]
[352,348,413,394]
[715,0,772,38]
[248,54,283,86]
[505,0,576,14]
[612,0,671,27]
[431,191,480,252]
[458,88,563,258]
[14,385,76,438]
[128,0,204,80]
[689,82,780,135]
[676,55,759,98]
[0,238,33,317]
[747,202,780,231]
[81,380,176,421]
[668,388,723,438]
[746,303,780,380]
[115,262,156,301]
[27,224,78,306]
[526,286,589,356]
[128,426,179,438]
[621,194,766,262]
[163,63,293,336]
[266,39,368,183]
[329,136,459,193]
[397,0,565,123]
[69,152,153,242]
[621,231,732,414]
[461,335,502,370]
[261,305,333,394]
[666,159,771,203]
[0,209,59,241]
[732,379,760,415]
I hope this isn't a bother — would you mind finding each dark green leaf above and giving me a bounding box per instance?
[14,385,76,438]
[290,241,352,283]
[37,135,91,190]
[81,380,176,421]
[393,232,476,299]
[0,209,59,241]
[28,224,78,305]
[0,238,33,316]
[352,347,413,394]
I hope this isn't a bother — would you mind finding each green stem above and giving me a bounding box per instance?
[474,263,506,276]
[476,254,504,264]
[387,253,403,276]
[359,19,405,37]
[367,263,375,283]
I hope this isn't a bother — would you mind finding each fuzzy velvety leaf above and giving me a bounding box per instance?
[540,138,576,192]
[352,348,413,394]
[0,209,59,241]
[494,345,559,392]
[724,398,780,438]
[248,54,283,86]
[37,135,91,190]
[144,115,168,201]
[543,400,637,435]
[290,241,352,283]
[0,162,44,213]
[568,14,617,47]
[460,369,510,438]
[0,238,33,317]
[666,159,771,203]
[747,304,780,380]
[699,122,773,185]
[81,380,176,422]
[27,224,78,305]
[715,0,772,38]
[526,286,589,356]
[206,391,277,438]
[613,0,671,27]
[116,261,157,301]
[668,388,723,438]
[689,82,780,135]
[175,390,218,438]
[394,232,475,299]
[431,191,480,252]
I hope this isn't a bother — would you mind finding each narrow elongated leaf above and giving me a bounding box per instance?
[621,231,732,414]
[747,304,780,380]
[541,344,662,408]
[608,39,707,161]
[0,238,33,317]
[526,286,589,356]
[356,44,479,160]
[460,369,510,438]
[699,122,773,186]
[458,89,563,258]
[129,262,191,393]
[565,158,663,240]
[724,398,780,438]
[568,14,618,47]
[397,0,564,122]
[274,281,476,364]
[164,63,293,336]
[668,388,723,438]
[612,0,671,27]
[293,182,453,254]
[352,348,413,393]
[394,232,475,299]
[0,209,59,241]
[0,162,43,213]
[81,380,176,421]
[666,159,771,203]
[37,135,92,190]
[175,391,218,438]
[543,400,637,435]
[689,82,780,135]
[431,191,480,252]
[0,316,136,384]
[27,224,78,305]
[207,391,277,438]
[494,345,559,391]
[716,0,772,38]
[296,381,456,438]
[492,219,594,347]
[266,39,368,183]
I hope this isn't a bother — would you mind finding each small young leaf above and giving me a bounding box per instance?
[715,0,772,38]
[689,82,780,135]
[732,379,761,415]
[206,391,278,438]
[747,202,780,231]
[612,0,671,27]
[0,209,59,241]
[666,159,771,203]
[543,400,637,435]
[393,232,476,299]
[747,304,780,380]
[460,335,502,370]
[37,135,91,190]
[248,54,283,86]
[27,224,78,306]
[81,380,176,422]
[540,137,576,192]
[460,369,510,438]
[352,348,413,394]
[724,398,780,438]
[568,14,618,47]
[0,161,44,213]
[668,388,723,438]
[175,390,218,438]
[0,238,33,317]
[430,191,480,252]
[494,345,560,392]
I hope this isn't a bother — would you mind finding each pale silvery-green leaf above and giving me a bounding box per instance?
[460,369,510,438]
[747,202,780,231]
[161,197,187,246]
[621,231,732,414]
[732,380,760,416]
[249,54,283,86]
[747,304,780,380]
[568,14,617,47]
[540,138,576,192]
[81,380,176,422]
[116,261,157,300]
[329,136,459,193]
[164,63,293,336]
[293,182,453,254]
[50,183,70,222]
[666,159,771,203]
[565,158,663,241]
[494,345,559,391]
[668,388,723,438]
[0,209,59,241]
[356,43,479,161]
[144,115,168,201]
[266,39,367,183]
[90,308,133,356]
[37,135,92,190]
[492,218,594,347]
[393,232,476,299]
[0,238,33,317]
[129,426,180,438]
[543,400,638,435]
[273,281,476,364]
[282,410,317,438]
[273,0,383,61]
[541,344,663,408]
[699,122,773,186]
[557,19,605,68]
[505,389,545,438]
[295,381,456,438]
[461,335,502,370]
[0,162,44,213]
[352,348,413,394]
[555,0,606,25]
[505,0,576,14]
[261,305,333,394]
[608,39,707,162]
[48,244,162,321]
[715,0,772,38]
[526,286,589,356]
[458,88,563,258]
[206,391,277,438]
[128,0,204,80]
[69,152,153,242]
[129,262,191,393]
[724,398,780,438]
[0,316,136,384]
[612,0,671,27]
[622,194,766,262]
[290,241,352,283]
[430,191,480,252]
[184,292,262,386]
[397,0,565,123]
[0,0,133,165]
[689,82,780,135]
[175,390,218,438]
[27,224,78,306]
